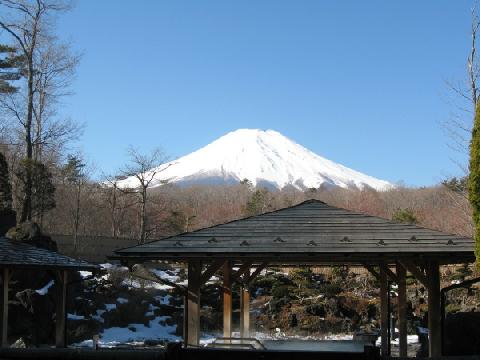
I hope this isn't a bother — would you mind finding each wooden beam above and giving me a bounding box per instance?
[427,261,441,357]
[222,261,232,338]
[199,259,225,286]
[399,260,428,287]
[379,263,398,283]
[230,262,253,282]
[187,260,201,347]
[183,293,188,347]
[131,264,187,294]
[380,267,389,357]
[1,268,9,347]
[363,264,380,280]
[396,262,407,357]
[244,262,268,285]
[55,270,68,348]
[240,269,251,338]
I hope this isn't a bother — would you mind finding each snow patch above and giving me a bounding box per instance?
[35,280,54,295]
[68,313,85,320]
[75,316,179,348]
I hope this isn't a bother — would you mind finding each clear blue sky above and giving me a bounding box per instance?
[57,1,474,186]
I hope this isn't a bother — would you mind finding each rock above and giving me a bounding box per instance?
[144,339,164,346]
[67,320,101,345]
[10,338,26,348]
[6,221,57,251]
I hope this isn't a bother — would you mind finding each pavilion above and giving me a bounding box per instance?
[0,237,98,348]
[113,199,475,358]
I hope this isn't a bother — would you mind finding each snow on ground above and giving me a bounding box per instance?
[150,269,180,283]
[79,271,93,279]
[116,297,128,304]
[68,313,85,320]
[92,309,106,323]
[105,304,116,311]
[35,280,54,295]
[153,295,172,305]
[375,332,419,346]
[75,316,179,348]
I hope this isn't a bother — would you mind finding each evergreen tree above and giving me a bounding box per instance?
[15,160,55,221]
[245,188,271,216]
[442,176,468,193]
[61,155,87,252]
[0,152,12,211]
[0,44,23,94]
[391,208,417,224]
[468,102,480,268]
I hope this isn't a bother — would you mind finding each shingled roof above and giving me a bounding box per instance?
[114,200,474,265]
[0,237,97,270]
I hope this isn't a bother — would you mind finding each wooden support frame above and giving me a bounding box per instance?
[132,264,187,293]
[379,263,398,283]
[426,261,441,357]
[399,260,428,287]
[222,261,232,338]
[1,268,10,348]
[199,259,225,286]
[379,267,389,357]
[396,262,407,357]
[363,264,380,280]
[244,262,268,285]
[240,269,250,338]
[186,260,201,347]
[230,262,253,282]
[55,270,68,348]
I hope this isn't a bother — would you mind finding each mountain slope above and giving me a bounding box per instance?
[117,129,393,191]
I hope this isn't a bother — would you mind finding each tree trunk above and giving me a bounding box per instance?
[111,184,117,238]
[20,55,35,222]
[73,182,81,253]
[139,187,147,244]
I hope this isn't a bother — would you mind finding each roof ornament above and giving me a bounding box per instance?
[307,240,317,246]
[446,239,456,246]
[340,236,352,242]
[208,237,218,243]
[240,240,250,246]
[274,237,286,243]
[377,239,386,246]
[174,241,183,247]
[408,236,418,242]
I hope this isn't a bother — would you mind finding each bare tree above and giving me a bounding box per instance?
[61,154,91,252]
[443,4,480,158]
[120,146,171,244]
[0,0,75,222]
[32,42,81,161]
[103,175,137,238]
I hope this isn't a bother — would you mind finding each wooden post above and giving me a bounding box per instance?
[187,260,201,347]
[396,263,407,357]
[427,261,441,357]
[380,267,389,357]
[55,270,68,348]
[1,268,9,347]
[183,293,188,346]
[223,261,232,338]
[240,270,250,338]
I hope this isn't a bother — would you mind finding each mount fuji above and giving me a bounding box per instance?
[117,129,393,191]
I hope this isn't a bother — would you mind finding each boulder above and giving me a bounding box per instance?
[6,221,57,251]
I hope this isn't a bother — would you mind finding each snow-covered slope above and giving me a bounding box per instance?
[117,129,393,191]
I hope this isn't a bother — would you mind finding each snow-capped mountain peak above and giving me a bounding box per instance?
[117,129,393,191]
